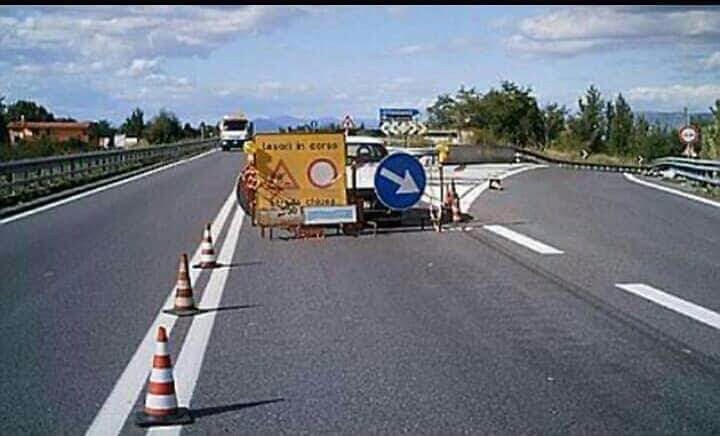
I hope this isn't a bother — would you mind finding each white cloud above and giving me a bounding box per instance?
[508,6,720,57]
[118,58,161,78]
[213,81,315,99]
[1,6,308,66]
[627,84,720,110]
[395,44,434,55]
[702,51,720,70]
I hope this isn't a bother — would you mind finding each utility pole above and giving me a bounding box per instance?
[684,106,689,126]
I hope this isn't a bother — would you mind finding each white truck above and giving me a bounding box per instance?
[220,112,253,151]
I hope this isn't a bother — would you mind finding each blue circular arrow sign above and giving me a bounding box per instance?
[374,152,427,210]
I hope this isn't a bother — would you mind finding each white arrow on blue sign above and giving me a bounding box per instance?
[374,153,427,210]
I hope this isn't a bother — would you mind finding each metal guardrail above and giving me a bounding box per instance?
[649,157,720,186]
[0,138,218,205]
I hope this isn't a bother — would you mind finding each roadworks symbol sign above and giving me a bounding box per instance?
[269,159,300,190]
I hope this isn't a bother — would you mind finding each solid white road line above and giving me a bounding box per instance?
[615,283,720,331]
[1,149,218,226]
[85,187,235,436]
[421,164,545,207]
[459,164,547,208]
[483,224,564,255]
[623,173,720,209]
[148,204,245,436]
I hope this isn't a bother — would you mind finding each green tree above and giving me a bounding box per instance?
[607,93,634,156]
[145,109,182,144]
[481,81,542,147]
[6,99,55,122]
[182,122,198,139]
[427,93,458,128]
[540,103,567,149]
[570,85,606,153]
[701,99,720,160]
[121,107,145,138]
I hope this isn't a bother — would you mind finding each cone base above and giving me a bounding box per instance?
[193,261,219,269]
[135,407,193,427]
[163,307,201,317]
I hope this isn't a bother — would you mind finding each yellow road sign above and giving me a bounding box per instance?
[254,133,347,210]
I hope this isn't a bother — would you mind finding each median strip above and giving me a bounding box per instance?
[1,148,217,226]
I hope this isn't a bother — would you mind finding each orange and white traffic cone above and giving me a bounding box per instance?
[163,253,200,316]
[135,326,193,427]
[452,195,462,224]
[489,178,503,190]
[444,183,455,210]
[194,223,218,269]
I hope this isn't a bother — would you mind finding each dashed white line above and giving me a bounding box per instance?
[616,283,720,331]
[623,173,720,209]
[148,205,245,436]
[483,224,564,255]
[85,186,235,436]
[1,148,218,226]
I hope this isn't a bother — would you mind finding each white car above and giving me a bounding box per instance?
[345,135,402,220]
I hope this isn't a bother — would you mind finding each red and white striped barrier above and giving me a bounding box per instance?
[135,326,193,427]
[163,253,200,316]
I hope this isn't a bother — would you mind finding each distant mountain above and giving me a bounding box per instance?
[637,111,713,129]
[252,115,378,133]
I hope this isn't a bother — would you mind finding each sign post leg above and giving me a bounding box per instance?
[439,164,444,232]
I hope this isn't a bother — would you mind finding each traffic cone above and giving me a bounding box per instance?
[194,223,219,269]
[489,178,503,190]
[163,253,200,316]
[444,183,455,209]
[135,326,193,427]
[452,195,462,224]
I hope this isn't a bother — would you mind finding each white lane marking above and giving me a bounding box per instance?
[616,283,720,331]
[1,149,218,226]
[459,164,547,208]
[148,203,246,436]
[624,173,720,209]
[421,164,546,207]
[483,224,564,255]
[85,186,235,436]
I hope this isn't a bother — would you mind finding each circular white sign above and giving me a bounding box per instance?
[679,126,698,144]
[307,159,337,188]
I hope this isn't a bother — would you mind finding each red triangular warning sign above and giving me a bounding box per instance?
[269,159,300,190]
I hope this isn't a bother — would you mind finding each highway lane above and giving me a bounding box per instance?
[470,167,720,360]
[131,167,720,434]
[0,150,244,434]
[4,160,720,434]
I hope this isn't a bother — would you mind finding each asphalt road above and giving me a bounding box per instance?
[2,160,720,435]
[0,149,245,434]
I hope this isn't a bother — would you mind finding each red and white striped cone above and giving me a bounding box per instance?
[452,194,462,224]
[444,184,455,210]
[194,223,218,269]
[489,178,503,190]
[163,253,200,316]
[135,326,193,427]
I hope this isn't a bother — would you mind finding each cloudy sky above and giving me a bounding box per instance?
[1,5,719,124]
